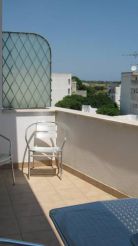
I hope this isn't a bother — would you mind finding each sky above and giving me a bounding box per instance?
[2,0,138,81]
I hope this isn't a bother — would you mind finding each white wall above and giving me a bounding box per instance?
[115,85,121,107]
[120,73,132,114]
[0,110,55,163]
[56,108,138,197]
[0,0,2,108]
[120,72,138,114]
[51,73,72,106]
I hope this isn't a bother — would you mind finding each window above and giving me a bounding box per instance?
[68,79,71,85]
[68,88,71,95]
[2,32,51,109]
[130,87,138,100]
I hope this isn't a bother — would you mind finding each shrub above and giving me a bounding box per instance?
[55,95,84,110]
[97,104,120,116]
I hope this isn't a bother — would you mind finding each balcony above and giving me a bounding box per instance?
[0,167,116,245]
[0,107,138,245]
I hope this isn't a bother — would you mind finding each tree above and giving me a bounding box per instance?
[56,76,120,116]
[72,76,87,90]
[55,95,85,110]
[97,104,120,116]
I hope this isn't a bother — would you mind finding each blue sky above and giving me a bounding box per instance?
[2,0,138,81]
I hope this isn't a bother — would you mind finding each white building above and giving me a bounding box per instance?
[71,81,77,94]
[120,72,138,114]
[51,73,72,106]
[115,85,121,107]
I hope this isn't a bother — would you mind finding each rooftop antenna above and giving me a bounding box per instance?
[122,51,138,71]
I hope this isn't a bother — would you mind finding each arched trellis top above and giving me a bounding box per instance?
[2,32,51,109]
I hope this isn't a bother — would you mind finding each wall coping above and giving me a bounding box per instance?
[1,107,138,127]
[54,107,138,127]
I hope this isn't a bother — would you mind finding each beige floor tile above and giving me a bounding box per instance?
[36,191,63,205]
[2,233,22,241]
[22,230,60,246]
[81,187,106,197]
[56,187,85,201]
[0,217,19,236]
[0,168,116,245]
[13,202,44,218]
[10,191,38,205]
[0,204,15,219]
[65,198,89,205]
[30,182,56,194]
[6,176,28,185]
[18,215,52,233]
[0,185,8,196]
[49,175,75,189]
[7,183,31,195]
[0,193,11,205]
[41,201,68,213]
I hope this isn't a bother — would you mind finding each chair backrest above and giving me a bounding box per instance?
[35,122,57,147]
[25,122,58,149]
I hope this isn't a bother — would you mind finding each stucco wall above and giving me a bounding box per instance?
[56,108,138,197]
[120,73,131,114]
[0,109,55,163]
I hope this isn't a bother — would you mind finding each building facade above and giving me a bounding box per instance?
[51,73,72,106]
[120,72,138,114]
[115,85,121,107]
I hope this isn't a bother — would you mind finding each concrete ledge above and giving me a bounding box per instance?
[54,107,138,127]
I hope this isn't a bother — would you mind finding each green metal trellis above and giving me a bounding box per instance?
[2,32,51,109]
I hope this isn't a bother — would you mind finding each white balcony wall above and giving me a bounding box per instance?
[0,110,55,163]
[56,108,138,197]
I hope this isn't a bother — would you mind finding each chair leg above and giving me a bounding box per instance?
[28,151,30,179]
[57,152,63,180]
[33,156,35,169]
[60,152,63,180]
[56,153,60,176]
[11,157,15,185]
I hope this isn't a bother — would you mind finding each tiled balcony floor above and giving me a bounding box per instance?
[0,168,116,246]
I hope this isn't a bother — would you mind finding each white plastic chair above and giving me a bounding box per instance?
[25,122,66,179]
[0,134,15,185]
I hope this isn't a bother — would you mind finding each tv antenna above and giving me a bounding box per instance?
[122,51,138,71]
[122,51,138,59]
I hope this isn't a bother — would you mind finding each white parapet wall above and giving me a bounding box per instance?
[0,109,55,163]
[55,107,138,197]
[1,105,138,197]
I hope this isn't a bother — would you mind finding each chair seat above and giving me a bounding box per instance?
[30,146,62,153]
[0,154,11,164]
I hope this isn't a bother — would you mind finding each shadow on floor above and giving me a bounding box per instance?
[0,168,61,246]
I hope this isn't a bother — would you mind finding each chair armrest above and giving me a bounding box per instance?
[0,134,11,155]
[0,238,44,246]
[0,134,11,143]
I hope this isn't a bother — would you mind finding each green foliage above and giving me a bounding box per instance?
[84,89,113,108]
[72,76,87,90]
[97,104,120,116]
[56,76,120,116]
[55,95,84,110]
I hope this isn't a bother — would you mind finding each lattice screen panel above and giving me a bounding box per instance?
[2,32,51,108]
